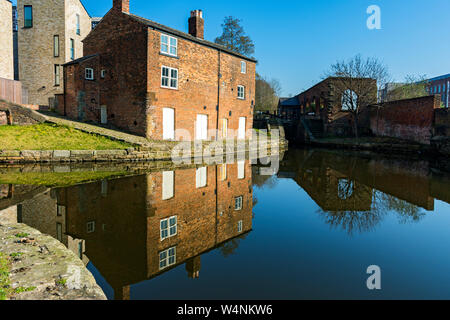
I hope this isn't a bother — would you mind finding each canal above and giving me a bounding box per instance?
[1,147,450,300]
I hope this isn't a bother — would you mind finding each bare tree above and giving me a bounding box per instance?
[325,55,390,138]
[385,74,429,102]
[255,73,282,112]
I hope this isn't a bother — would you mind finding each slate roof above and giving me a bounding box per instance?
[279,96,300,107]
[63,54,99,66]
[126,13,257,63]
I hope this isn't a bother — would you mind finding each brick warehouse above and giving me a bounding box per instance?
[62,0,256,141]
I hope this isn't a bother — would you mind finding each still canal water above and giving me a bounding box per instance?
[2,148,450,299]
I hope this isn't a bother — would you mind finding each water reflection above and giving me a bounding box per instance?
[276,148,450,235]
[0,162,253,300]
[2,149,450,299]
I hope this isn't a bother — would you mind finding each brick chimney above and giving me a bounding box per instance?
[188,10,204,39]
[113,0,129,14]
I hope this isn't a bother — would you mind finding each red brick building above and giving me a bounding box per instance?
[62,0,256,141]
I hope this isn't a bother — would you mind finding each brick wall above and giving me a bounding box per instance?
[65,7,255,141]
[370,95,440,144]
[434,107,450,136]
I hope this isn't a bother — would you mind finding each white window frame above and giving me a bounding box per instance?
[237,85,245,100]
[238,220,243,233]
[85,68,94,80]
[100,70,106,78]
[235,196,243,211]
[159,246,177,270]
[160,34,178,57]
[161,66,178,90]
[160,216,177,241]
[241,61,246,74]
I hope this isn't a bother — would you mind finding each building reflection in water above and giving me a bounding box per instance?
[3,161,253,300]
[277,148,450,235]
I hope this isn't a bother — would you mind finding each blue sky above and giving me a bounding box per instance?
[13,0,450,96]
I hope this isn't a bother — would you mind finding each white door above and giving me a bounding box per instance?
[163,108,175,140]
[222,119,228,139]
[238,160,245,179]
[162,171,174,200]
[196,167,207,188]
[238,117,246,139]
[100,105,107,124]
[196,114,208,140]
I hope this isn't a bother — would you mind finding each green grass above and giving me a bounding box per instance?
[0,123,133,150]
[0,171,130,187]
[0,252,11,300]
[15,233,29,238]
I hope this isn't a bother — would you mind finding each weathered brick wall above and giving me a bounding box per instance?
[370,95,440,144]
[434,108,450,136]
[296,77,377,137]
[70,7,255,141]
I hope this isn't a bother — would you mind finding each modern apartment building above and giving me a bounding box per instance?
[62,0,256,141]
[427,73,450,108]
[0,0,14,80]
[17,0,91,105]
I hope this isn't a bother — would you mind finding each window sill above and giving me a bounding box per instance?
[161,86,178,91]
[160,52,179,59]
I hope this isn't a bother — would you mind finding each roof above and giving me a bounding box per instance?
[63,54,99,66]
[279,96,300,107]
[427,73,450,82]
[125,13,257,63]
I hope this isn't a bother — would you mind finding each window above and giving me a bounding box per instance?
[56,223,63,242]
[159,247,176,270]
[160,216,177,241]
[241,61,246,74]
[57,205,65,217]
[87,221,95,233]
[160,34,178,56]
[235,196,243,211]
[24,5,32,28]
[54,65,60,86]
[53,35,59,57]
[161,66,178,89]
[341,89,358,111]
[101,70,106,78]
[237,85,245,99]
[76,14,80,35]
[70,39,75,60]
[196,167,207,188]
[101,180,108,196]
[238,220,243,233]
[85,68,94,80]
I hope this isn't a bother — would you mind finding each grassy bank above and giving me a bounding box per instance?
[0,252,10,300]
[0,171,131,187]
[0,123,133,150]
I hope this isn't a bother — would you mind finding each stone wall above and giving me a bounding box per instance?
[0,99,46,125]
[370,95,440,145]
[0,0,14,80]
[17,0,91,105]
